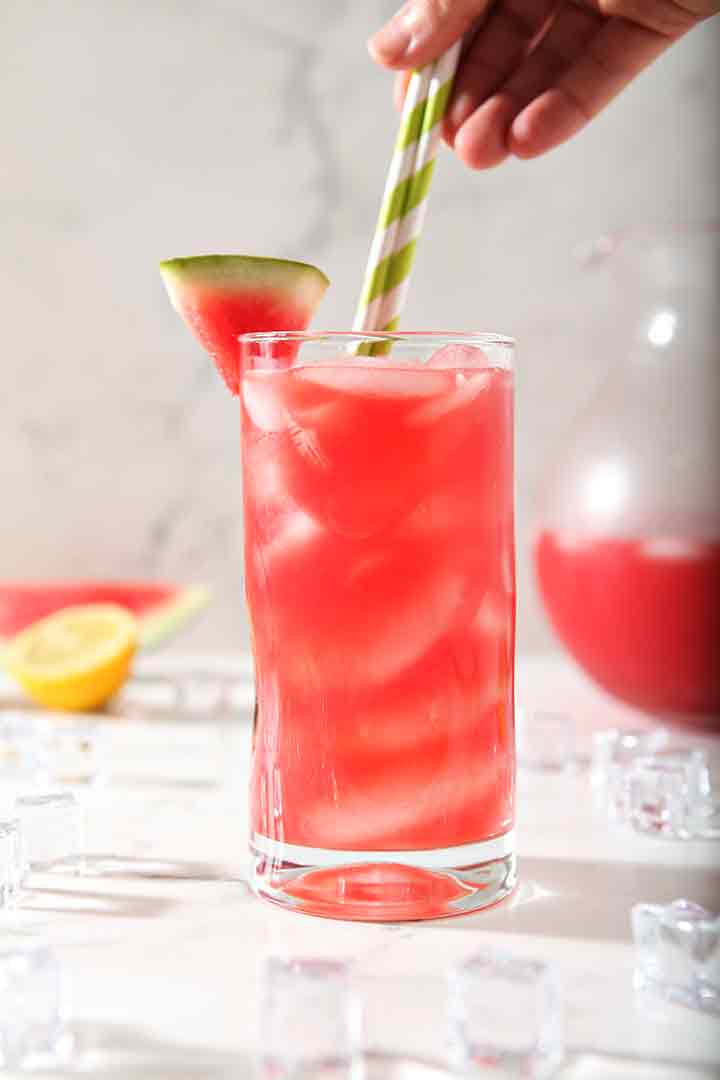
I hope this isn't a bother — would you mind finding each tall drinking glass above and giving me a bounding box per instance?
[239,332,516,920]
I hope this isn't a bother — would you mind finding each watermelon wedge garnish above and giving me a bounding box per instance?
[159,255,329,393]
[0,582,209,651]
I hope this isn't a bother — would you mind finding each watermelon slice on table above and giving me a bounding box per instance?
[159,255,330,393]
[0,582,209,651]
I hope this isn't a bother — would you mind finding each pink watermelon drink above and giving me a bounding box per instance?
[241,332,516,920]
[159,261,516,919]
[535,531,720,717]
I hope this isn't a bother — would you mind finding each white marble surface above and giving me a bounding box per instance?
[2,4,719,654]
[1,652,719,1078]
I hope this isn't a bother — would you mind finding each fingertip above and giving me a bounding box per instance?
[509,92,587,159]
[367,39,394,69]
[367,21,413,69]
[453,97,514,170]
[508,136,542,160]
[444,91,477,144]
[367,37,394,68]
[455,128,509,170]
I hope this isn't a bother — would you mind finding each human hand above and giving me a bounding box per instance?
[369,1,719,168]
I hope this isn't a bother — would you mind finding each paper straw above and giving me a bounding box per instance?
[353,41,462,338]
[352,64,432,334]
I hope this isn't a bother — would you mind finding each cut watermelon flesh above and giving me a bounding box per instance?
[0,582,209,650]
[160,255,329,394]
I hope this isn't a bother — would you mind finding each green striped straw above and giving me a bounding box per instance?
[353,41,462,341]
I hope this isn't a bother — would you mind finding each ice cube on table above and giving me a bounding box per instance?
[261,957,362,1079]
[685,786,720,840]
[13,792,84,873]
[174,678,228,719]
[0,711,50,785]
[607,749,711,839]
[39,719,108,787]
[0,944,73,1069]
[0,820,23,908]
[516,708,576,773]
[1,713,106,789]
[448,952,563,1079]
[632,899,720,1014]
[591,727,670,781]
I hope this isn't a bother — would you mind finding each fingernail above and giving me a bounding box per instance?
[369,5,415,62]
[510,110,532,145]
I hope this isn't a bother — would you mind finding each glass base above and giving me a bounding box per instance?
[250,832,516,922]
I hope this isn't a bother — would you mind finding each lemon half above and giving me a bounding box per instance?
[3,604,137,710]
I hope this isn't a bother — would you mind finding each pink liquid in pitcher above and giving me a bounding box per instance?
[242,355,515,858]
[535,531,720,717]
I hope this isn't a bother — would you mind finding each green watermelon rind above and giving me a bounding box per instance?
[136,584,211,650]
[159,254,329,307]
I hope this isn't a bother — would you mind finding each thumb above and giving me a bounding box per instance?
[369,0,492,69]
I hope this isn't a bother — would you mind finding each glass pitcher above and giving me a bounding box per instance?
[534,223,720,722]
